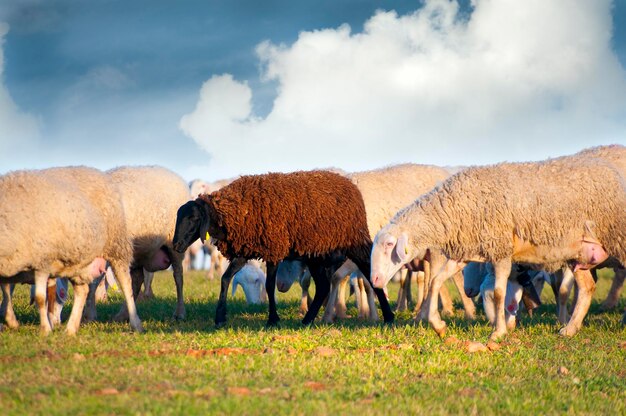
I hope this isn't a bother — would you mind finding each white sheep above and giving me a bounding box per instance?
[0,166,143,335]
[371,149,626,341]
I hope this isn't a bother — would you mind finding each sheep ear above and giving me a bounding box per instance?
[394,233,409,262]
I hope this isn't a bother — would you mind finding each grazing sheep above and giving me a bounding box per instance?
[173,170,394,327]
[0,166,143,334]
[103,166,190,322]
[231,260,267,304]
[279,164,475,322]
[371,152,626,341]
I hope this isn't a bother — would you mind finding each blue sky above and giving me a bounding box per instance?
[1,0,625,181]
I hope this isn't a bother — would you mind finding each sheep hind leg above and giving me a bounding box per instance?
[489,258,512,342]
[560,269,595,337]
[66,282,89,336]
[113,267,145,323]
[335,276,350,319]
[110,261,144,333]
[1,283,19,329]
[34,271,53,335]
[600,267,625,311]
[302,258,332,326]
[439,284,454,317]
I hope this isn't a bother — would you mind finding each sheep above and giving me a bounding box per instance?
[102,166,190,322]
[0,166,143,334]
[172,170,394,327]
[278,164,476,323]
[371,151,626,341]
[231,259,267,304]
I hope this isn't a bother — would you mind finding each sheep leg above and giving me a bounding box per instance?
[452,270,476,320]
[83,274,104,323]
[1,282,19,329]
[66,282,89,335]
[265,262,281,327]
[558,268,575,325]
[302,258,331,326]
[361,276,378,322]
[335,275,350,319]
[109,261,144,333]
[321,275,341,323]
[560,269,595,337]
[113,267,145,322]
[600,267,625,311]
[349,246,394,323]
[139,272,154,301]
[215,257,247,328]
[169,248,186,320]
[413,271,426,315]
[300,282,311,315]
[439,284,454,317]
[489,258,512,342]
[396,270,408,312]
[406,271,414,307]
[34,271,53,335]
[423,259,463,337]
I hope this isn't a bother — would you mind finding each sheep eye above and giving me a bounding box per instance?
[385,241,395,248]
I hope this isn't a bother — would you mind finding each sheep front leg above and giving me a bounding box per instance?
[413,271,426,315]
[560,269,595,337]
[489,258,512,342]
[265,262,280,327]
[113,267,145,323]
[1,283,19,329]
[110,261,144,333]
[34,271,53,335]
[558,267,575,325]
[170,249,186,320]
[322,266,350,323]
[422,260,463,337]
[66,282,89,335]
[600,268,625,311]
[215,257,247,328]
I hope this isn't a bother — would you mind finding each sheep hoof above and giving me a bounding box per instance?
[599,300,616,312]
[488,329,507,342]
[112,311,129,323]
[215,320,227,329]
[559,325,579,337]
[5,319,19,330]
[266,317,280,328]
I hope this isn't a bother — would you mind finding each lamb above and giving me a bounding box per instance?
[0,166,143,334]
[231,260,267,304]
[371,150,626,341]
[172,170,394,327]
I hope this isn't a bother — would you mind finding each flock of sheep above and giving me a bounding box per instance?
[1,145,625,344]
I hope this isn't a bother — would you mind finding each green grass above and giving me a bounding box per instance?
[1,269,625,415]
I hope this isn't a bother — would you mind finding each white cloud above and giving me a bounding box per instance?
[181,0,626,180]
[0,22,41,153]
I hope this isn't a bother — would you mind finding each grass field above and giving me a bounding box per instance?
[1,268,625,415]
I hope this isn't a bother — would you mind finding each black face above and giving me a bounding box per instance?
[173,200,205,253]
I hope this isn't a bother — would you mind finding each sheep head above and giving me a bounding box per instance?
[370,224,414,289]
[173,200,210,253]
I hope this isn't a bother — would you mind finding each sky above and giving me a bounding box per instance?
[1,0,625,182]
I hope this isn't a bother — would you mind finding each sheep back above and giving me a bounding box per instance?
[107,166,190,263]
[349,164,449,238]
[199,170,371,263]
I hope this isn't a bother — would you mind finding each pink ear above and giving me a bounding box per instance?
[395,233,409,262]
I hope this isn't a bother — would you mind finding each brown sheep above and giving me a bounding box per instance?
[173,170,394,327]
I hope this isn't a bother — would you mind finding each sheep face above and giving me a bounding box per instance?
[463,262,493,298]
[371,227,411,289]
[173,201,208,253]
[276,260,307,293]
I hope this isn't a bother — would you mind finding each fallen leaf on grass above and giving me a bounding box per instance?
[94,388,119,396]
[618,341,626,349]
[304,381,326,391]
[258,388,273,394]
[193,388,217,398]
[72,353,86,362]
[558,366,569,376]
[324,329,342,338]
[286,347,297,355]
[458,387,479,397]
[465,341,488,353]
[227,387,251,396]
[315,347,336,357]
[444,336,461,346]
